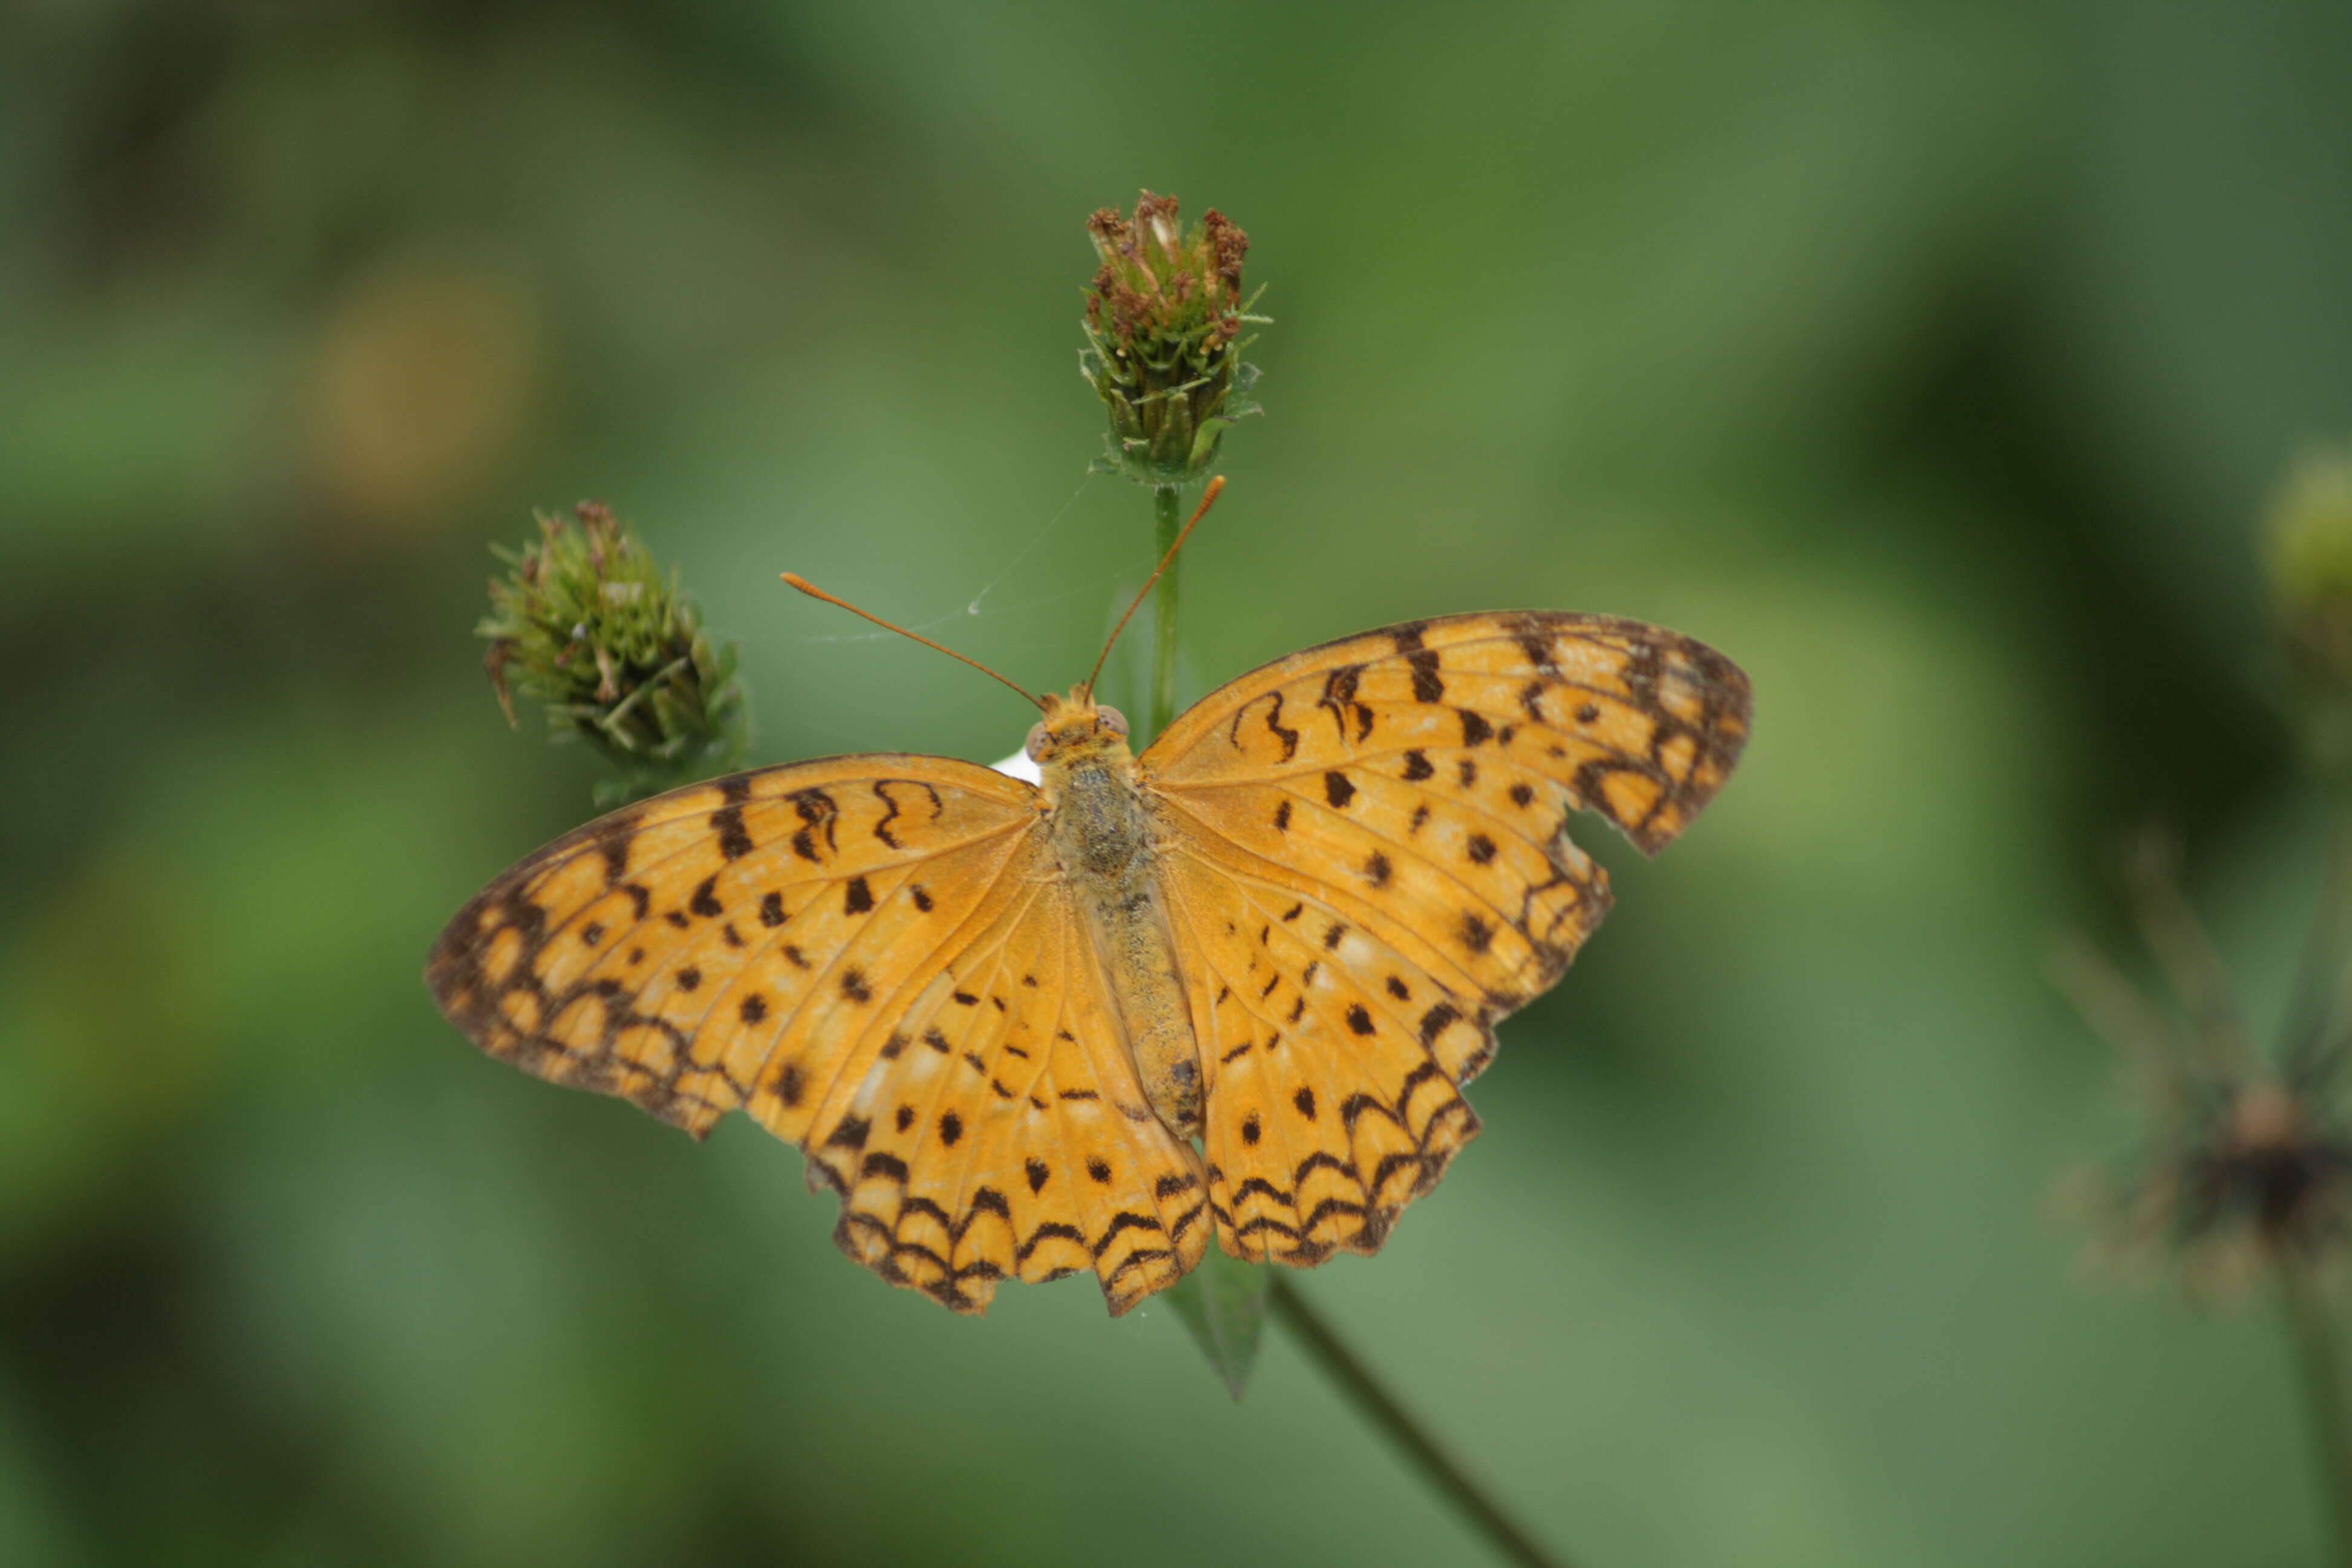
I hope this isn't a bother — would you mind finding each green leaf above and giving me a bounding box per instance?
[1163,1247,1270,1400]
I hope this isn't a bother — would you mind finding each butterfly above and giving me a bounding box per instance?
[426,491,1751,1316]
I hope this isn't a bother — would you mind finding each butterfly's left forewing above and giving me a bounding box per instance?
[1142,610,1749,1265]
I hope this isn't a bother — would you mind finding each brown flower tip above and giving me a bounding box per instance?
[1079,191,1268,486]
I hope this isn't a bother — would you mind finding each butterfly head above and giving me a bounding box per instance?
[1025,688,1133,772]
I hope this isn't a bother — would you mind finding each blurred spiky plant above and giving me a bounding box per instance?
[2060,445,2352,1567]
[479,500,747,805]
[2056,835,2352,1298]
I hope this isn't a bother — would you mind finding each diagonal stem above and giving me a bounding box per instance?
[1269,1277,1574,1568]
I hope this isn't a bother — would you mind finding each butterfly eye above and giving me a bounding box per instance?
[1096,705,1129,737]
[1024,721,1050,762]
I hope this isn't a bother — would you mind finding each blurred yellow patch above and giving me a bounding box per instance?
[305,249,543,537]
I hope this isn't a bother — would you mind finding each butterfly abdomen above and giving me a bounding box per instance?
[1040,742,1205,1138]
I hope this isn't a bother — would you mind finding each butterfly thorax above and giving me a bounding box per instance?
[1032,690,1204,1138]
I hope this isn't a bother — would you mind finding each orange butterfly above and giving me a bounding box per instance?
[427,489,1750,1315]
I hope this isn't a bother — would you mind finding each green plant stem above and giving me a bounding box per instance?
[1269,1278,1573,1568]
[2281,1256,2352,1568]
[1150,484,1183,737]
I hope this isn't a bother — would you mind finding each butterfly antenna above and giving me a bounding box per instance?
[1083,475,1226,698]
[781,573,1047,710]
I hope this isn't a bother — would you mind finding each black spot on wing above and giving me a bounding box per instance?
[710,803,754,860]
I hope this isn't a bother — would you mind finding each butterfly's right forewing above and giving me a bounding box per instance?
[426,751,1207,1316]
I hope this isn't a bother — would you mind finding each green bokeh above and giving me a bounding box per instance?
[5,2,2351,1564]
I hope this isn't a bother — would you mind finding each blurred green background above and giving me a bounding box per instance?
[5,2,2352,1564]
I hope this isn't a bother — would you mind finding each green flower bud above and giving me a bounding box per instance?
[1079,192,1268,486]
[479,501,747,803]
[2265,447,2352,786]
